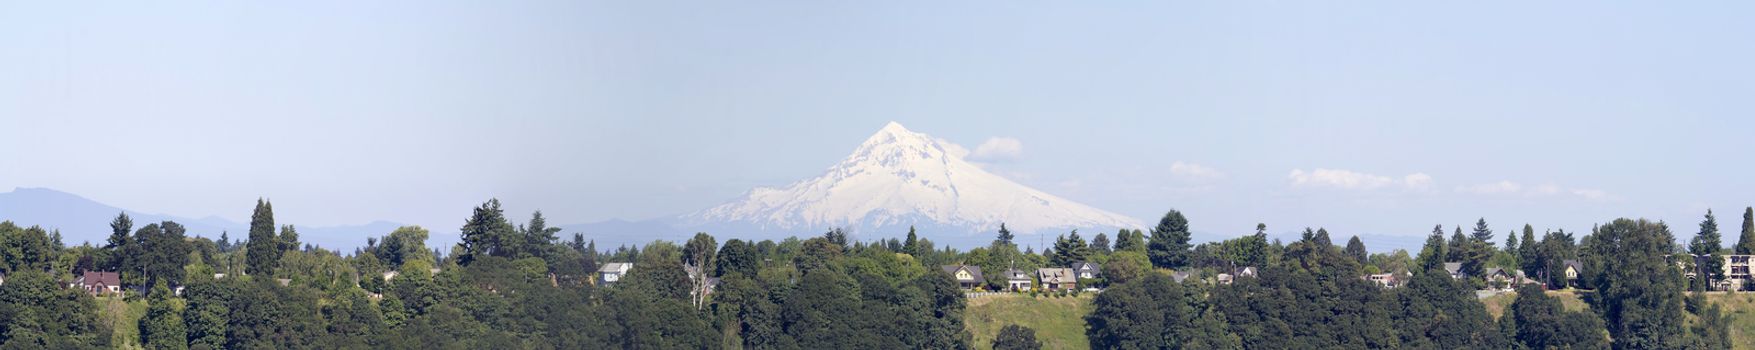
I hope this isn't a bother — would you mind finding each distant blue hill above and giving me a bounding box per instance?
[0,187,404,252]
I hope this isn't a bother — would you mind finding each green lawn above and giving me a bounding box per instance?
[964,294,1093,350]
[970,290,1755,350]
[94,296,147,350]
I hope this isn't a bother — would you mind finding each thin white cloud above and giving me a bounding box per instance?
[1455,180,1612,201]
[1571,189,1609,200]
[971,137,1023,160]
[1170,161,1225,180]
[1456,180,1522,195]
[1403,173,1434,191]
[1289,168,1391,189]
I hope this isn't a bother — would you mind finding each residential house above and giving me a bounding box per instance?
[381,271,400,281]
[941,265,985,290]
[1001,269,1033,291]
[1563,260,1583,287]
[1171,271,1194,283]
[1364,273,1397,288]
[1071,262,1101,279]
[1037,268,1076,291]
[1218,267,1258,285]
[1444,262,1465,279]
[599,263,633,286]
[75,271,122,296]
[1483,268,1516,291]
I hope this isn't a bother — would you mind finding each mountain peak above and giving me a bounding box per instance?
[684,123,1142,240]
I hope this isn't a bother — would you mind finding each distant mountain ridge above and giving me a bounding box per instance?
[0,187,403,251]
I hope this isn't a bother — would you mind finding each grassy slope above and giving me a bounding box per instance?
[95,296,147,350]
[971,290,1755,350]
[964,294,1093,350]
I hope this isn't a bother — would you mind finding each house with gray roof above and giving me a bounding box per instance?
[942,265,985,290]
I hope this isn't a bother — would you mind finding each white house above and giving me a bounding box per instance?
[1071,262,1101,279]
[599,262,633,286]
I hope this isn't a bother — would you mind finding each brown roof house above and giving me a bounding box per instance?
[75,271,122,296]
[1037,268,1076,291]
[942,265,985,290]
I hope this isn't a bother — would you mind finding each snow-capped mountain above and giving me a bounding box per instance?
[680,122,1142,241]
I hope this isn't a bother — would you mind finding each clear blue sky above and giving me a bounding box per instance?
[3,2,1753,247]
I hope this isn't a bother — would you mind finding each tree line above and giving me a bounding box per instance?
[1084,210,1740,350]
[0,202,1749,348]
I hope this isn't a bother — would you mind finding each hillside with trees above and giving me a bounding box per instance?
[0,202,1751,348]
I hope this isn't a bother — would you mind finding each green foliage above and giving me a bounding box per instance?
[139,284,186,350]
[1087,272,1237,349]
[1739,207,1755,255]
[994,324,1042,350]
[1690,209,1726,289]
[1049,231,1089,268]
[457,199,516,266]
[1585,218,1687,349]
[1506,285,1607,349]
[1113,229,1146,253]
[136,222,192,288]
[0,223,56,274]
[995,224,1014,247]
[0,269,105,348]
[1473,218,1495,246]
[1090,233,1111,255]
[1147,210,1192,270]
[1344,236,1369,266]
[245,199,279,276]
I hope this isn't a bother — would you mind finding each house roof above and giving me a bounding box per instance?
[599,262,633,273]
[1036,268,1075,283]
[1563,260,1583,271]
[81,271,119,287]
[1483,268,1512,278]
[1171,271,1193,283]
[1071,261,1099,271]
[1002,269,1032,281]
[1238,266,1259,276]
[1443,262,1463,275]
[941,265,984,282]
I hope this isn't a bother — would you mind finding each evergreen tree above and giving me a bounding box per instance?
[1689,209,1725,290]
[1050,231,1089,267]
[278,224,300,253]
[1518,225,1540,280]
[1416,226,1446,272]
[1114,229,1146,253]
[244,199,279,276]
[217,231,231,253]
[1471,218,1494,245]
[1502,230,1516,256]
[1343,236,1369,266]
[993,325,1042,350]
[1091,233,1111,254]
[1147,210,1192,269]
[105,212,132,271]
[995,224,1014,246]
[903,226,919,256]
[457,199,515,266]
[1739,207,1755,255]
